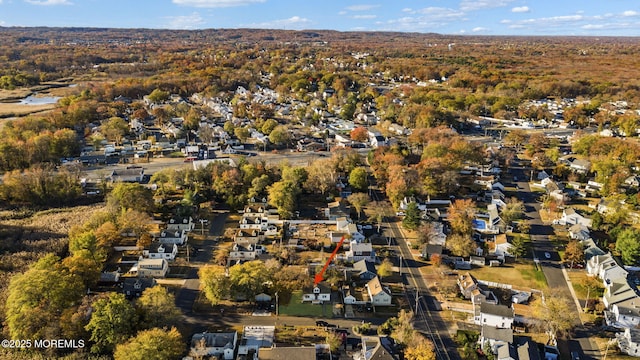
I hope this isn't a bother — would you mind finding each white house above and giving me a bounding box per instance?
[166,216,195,232]
[302,285,331,304]
[617,327,640,357]
[143,243,178,261]
[607,301,640,329]
[587,253,628,287]
[346,241,376,262]
[366,276,392,306]
[476,303,514,329]
[189,331,238,360]
[479,325,513,355]
[557,208,592,228]
[133,258,169,278]
[492,234,513,259]
[603,279,639,309]
[157,229,188,245]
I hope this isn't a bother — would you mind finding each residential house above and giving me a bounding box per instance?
[424,221,447,246]
[353,259,377,281]
[237,326,275,359]
[581,238,605,261]
[142,243,178,261]
[496,340,541,360]
[166,216,195,232]
[356,337,399,360]
[157,229,188,245]
[422,244,443,260]
[625,175,640,188]
[346,241,376,262]
[132,258,169,278]
[189,331,238,360]
[596,198,623,216]
[569,158,591,173]
[234,229,264,246]
[606,300,640,329]
[337,221,365,243]
[366,276,392,306]
[568,224,590,241]
[557,208,592,228]
[121,277,156,298]
[603,278,639,309]
[474,204,502,234]
[617,327,640,357]
[587,253,628,286]
[302,284,331,304]
[493,234,514,259]
[477,303,514,329]
[109,167,144,183]
[479,325,513,355]
[229,244,258,264]
[325,200,350,220]
[458,272,498,305]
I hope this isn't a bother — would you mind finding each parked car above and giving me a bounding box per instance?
[316,320,330,327]
[544,252,551,259]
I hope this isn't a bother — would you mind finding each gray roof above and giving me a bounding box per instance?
[481,325,513,343]
[480,302,514,318]
[354,259,377,275]
[191,332,236,348]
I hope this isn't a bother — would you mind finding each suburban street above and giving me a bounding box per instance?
[511,164,601,359]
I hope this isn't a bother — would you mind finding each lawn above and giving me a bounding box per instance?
[277,290,327,317]
[469,261,548,290]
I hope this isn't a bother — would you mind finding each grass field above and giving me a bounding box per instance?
[468,261,548,290]
[277,290,326,317]
[0,102,56,118]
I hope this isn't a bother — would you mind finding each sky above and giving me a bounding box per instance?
[0,0,639,36]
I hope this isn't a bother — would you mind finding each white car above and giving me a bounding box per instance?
[396,211,405,216]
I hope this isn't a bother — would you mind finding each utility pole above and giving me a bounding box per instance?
[415,288,420,314]
[399,255,403,276]
[275,292,279,317]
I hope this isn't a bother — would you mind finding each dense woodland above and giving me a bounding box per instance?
[2,27,640,358]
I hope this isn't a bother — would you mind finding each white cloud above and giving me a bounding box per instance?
[623,10,639,17]
[345,4,380,11]
[352,14,377,19]
[511,6,529,13]
[472,26,488,32]
[383,7,466,32]
[172,0,265,8]
[243,16,311,30]
[401,8,412,13]
[338,11,347,15]
[25,0,71,5]
[459,0,513,11]
[166,12,205,29]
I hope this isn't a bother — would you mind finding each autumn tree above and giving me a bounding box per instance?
[5,254,84,341]
[107,183,154,214]
[114,327,183,360]
[268,125,291,147]
[510,236,528,259]
[564,240,585,267]
[405,333,437,360]
[199,264,230,305]
[448,199,476,236]
[229,260,270,300]
[101,117,129,145]
[616,228,640,265]
[304,159,337,195]
[446,234,477,257]
[348,192,370,219]
[147,88,170,103]
[136,286,181,329]
[377,258,393,279]
[350,126,369,142]
[348,166,369,192]
[85,292,138,354]
[533,295,574,344]
[500,197,525,227]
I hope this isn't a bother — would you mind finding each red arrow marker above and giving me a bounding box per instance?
[314,235,346,286]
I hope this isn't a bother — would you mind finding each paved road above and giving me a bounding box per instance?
[511,165,601,359]
[371,189,460,360]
